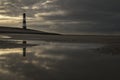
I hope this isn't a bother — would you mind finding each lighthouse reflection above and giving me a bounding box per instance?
[0,40,37,56]
[23,41,27,57]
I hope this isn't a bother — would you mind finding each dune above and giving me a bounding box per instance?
[0,26,60,35]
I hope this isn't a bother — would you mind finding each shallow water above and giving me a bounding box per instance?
[0,37,120,80]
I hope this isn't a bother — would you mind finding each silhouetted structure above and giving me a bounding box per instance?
[23,13,27,29]
[23,41,27,57]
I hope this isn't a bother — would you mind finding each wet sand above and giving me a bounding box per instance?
[0,34,120,80]
[1,33,120,43]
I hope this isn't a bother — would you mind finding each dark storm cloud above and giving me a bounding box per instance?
[39,0,120,34]
[45,0,120,21]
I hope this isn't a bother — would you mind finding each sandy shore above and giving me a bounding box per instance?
[0,27,119,43]
[1,33,120,43]
[0,33,120,80]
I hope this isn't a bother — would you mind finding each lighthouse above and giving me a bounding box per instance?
[23,13,27,29]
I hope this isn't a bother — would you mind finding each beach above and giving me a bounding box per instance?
[0,0,120,79]
[0,33,120,80]
[1,33,120,43]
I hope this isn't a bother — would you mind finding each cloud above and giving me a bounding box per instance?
[39,0,120,34]
[0,0,120,35]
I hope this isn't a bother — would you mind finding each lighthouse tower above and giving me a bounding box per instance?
[23,13,27,29]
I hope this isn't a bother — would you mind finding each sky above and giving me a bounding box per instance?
[0,0,120,35]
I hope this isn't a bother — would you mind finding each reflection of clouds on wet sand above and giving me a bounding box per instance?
[0,48,23,55]
[0,51,67,80]
[0,41,68,80]
[0,41,103,80]
[0,35,11,39]
[0,40,120,80]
